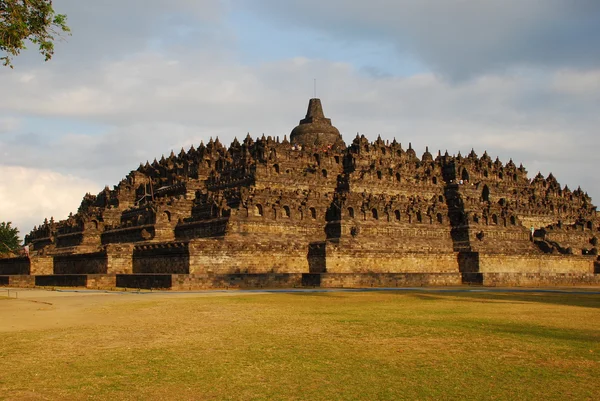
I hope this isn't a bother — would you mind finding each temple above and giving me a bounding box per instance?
[1,99,599,289]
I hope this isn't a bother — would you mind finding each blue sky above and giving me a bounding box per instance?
[1,0,599,234]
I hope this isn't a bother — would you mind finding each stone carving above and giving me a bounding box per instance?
[3,98,599,289]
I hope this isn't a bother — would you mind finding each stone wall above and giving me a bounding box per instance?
[116,274,173,289]
[35,275,88,287]
[0,257,30,275]
[325,242,459,274]
[56,232,84,248]
[106,244,133,274]
[87,274,117,289]
[483,273,600,286]
[133,243,189,274]
[102,225,155,244]
[171,273,305,290]
[320,272,462,287]
[477,253,594,274]
[30,256,53,275]
[53,252,108,274]
[8,275,35,287]
[188,239,310,274]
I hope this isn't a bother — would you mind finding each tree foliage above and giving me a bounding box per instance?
[0,221,20,255]
[0,0,70,68]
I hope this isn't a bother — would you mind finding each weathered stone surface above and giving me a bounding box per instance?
[53,252,108,274]
[0,257,30,275]
[0,99,598,289]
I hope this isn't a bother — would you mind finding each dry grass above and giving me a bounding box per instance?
[0,290,599,400]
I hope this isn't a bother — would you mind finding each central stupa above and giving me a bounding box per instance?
[290,98,345,149]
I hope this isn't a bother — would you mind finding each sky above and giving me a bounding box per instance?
[1,0,599,237]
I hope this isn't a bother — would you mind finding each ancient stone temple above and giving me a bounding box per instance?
[1,99,599,289]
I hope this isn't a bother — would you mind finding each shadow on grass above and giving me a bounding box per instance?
[287,291,348,298]
[281,289,600,309]
[447,318,600,344]
[432,291,600,309]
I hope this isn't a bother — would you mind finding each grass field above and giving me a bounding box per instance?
[0,289,599,400]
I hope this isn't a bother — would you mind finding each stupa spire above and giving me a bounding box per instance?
[303,98,326,121]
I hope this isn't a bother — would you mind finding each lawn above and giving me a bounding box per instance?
[0,290,599,400]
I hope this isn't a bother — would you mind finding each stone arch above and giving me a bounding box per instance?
[587,221,593,230]
[461,169,470,182]
[254,204,263,217]
[492,214,498,225]
[510,216,516,225]
[482,185,490,202]
[322,169,328,178]
[438,195,444,203]
[372,208,379,220]
[437,213,443,224]
[377,171,382,180]
[395,172,401,182]
[273,164,280,174]
[309,207,317,220]
[394,210,401,221]
[163,211,171,222]
[432,177,438,185]
[417,211,423,223]
[283,206,291,218]
[348,207,355,218]
[498,172,504,180]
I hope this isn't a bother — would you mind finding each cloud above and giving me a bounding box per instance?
[1,0,599,234]
[1,51,598,188]
[245,0,600,80]
[0,165,101,235]
[552,69,600,96]
[0,117,21,133]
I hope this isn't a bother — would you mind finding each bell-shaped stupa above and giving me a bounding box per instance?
[290,98,345,149]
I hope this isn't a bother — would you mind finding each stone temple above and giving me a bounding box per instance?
[1,99,599,289]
